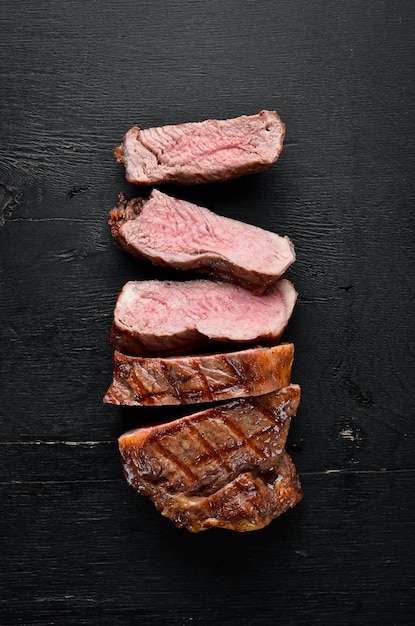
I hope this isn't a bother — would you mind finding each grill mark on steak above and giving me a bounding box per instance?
[119,386,299,506]
[158,360,187,402]
[150,438,200,487]
[193,361,215,403]
[217,409,270,460]
[184,420,235,493]
[161,454,303,532]
[119,394,303,533]
[221,354,249,391]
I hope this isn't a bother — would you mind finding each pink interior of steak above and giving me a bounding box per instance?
[138,111,283,168]
[115,279,296,341]
[119,189,295,274]
[120,111,285,183]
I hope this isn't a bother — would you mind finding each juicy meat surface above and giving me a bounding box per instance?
[114,110,285,185]
[139,452,302,532]
[109,189,295,294]
[110,278,297,356]
[118,385,302,531]
[104,343,294,406]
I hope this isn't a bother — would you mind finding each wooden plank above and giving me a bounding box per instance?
[0,216,413,472]
[1,470,414,625]
[1,0,415,624]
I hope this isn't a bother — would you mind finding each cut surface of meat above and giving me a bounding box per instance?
[109,189,295,294]
[114,110,285,185]
[104,343,294,406]
[118,385,302,532]
[110,278,297,356]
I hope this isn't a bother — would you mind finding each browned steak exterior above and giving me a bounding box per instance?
[109,189,295,294]
[118,385,302,532]
[150,452,303,532]
[110,279,297,356]
[114,110,285,185]
[104,343,294,406]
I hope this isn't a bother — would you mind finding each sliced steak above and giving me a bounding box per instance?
[109,189,295,294]
[114,110,285,185]
[104,343,294,406]
[118,385,302,532]
[148,452,303,532]
[110,278,297,356]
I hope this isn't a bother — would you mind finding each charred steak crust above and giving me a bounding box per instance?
[154,452,303,532]
[118,385,302,532]
[104,344,294,406]
[110,279,297,357]
[108,189,295,294]
[114,110,285,185]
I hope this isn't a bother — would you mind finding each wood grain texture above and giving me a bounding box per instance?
[1,468,414,625]
[1,0,414,624]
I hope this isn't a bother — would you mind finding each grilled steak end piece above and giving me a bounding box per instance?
[110,278,297,356]
[154,452,303,532]
[114,110,285,185]
[109,189,295,294]
[118,385,302,532]
[104,343,294,406]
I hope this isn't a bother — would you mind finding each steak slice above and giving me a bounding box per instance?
[118,385,302,532]
[110,278,297,356]
[109,189,295,294]
[114,110,285,185]
[104,343,294,406]
[148,453,303,532]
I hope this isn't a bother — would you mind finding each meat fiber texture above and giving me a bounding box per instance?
[110,278,297,357]
[104,343,294,406]
[109,189,295,294]
[118,385,303,532]
[114,110,285,185]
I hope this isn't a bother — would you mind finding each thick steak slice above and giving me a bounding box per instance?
[110,279,297,356]
[114,110,285,185]
[109,189,295,294]
[104,343,294,406]
[118,385,302,532]
[149,453,303,532]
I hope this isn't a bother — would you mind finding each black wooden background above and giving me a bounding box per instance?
[1,1,414,624]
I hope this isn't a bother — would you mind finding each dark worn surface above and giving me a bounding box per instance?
[1,1,414,624]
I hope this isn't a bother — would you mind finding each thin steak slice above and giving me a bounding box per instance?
[114,110,285,185]
[109,189,295,294]
[110,278,297,356]
[118,385,302,532]
[104,343,294,406]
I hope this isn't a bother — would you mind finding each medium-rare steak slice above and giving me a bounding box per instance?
[109,189,295,294]
[118,385,302,532]
[110,278,297,356]
[114,110,285,185]
[104,343,294,406]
